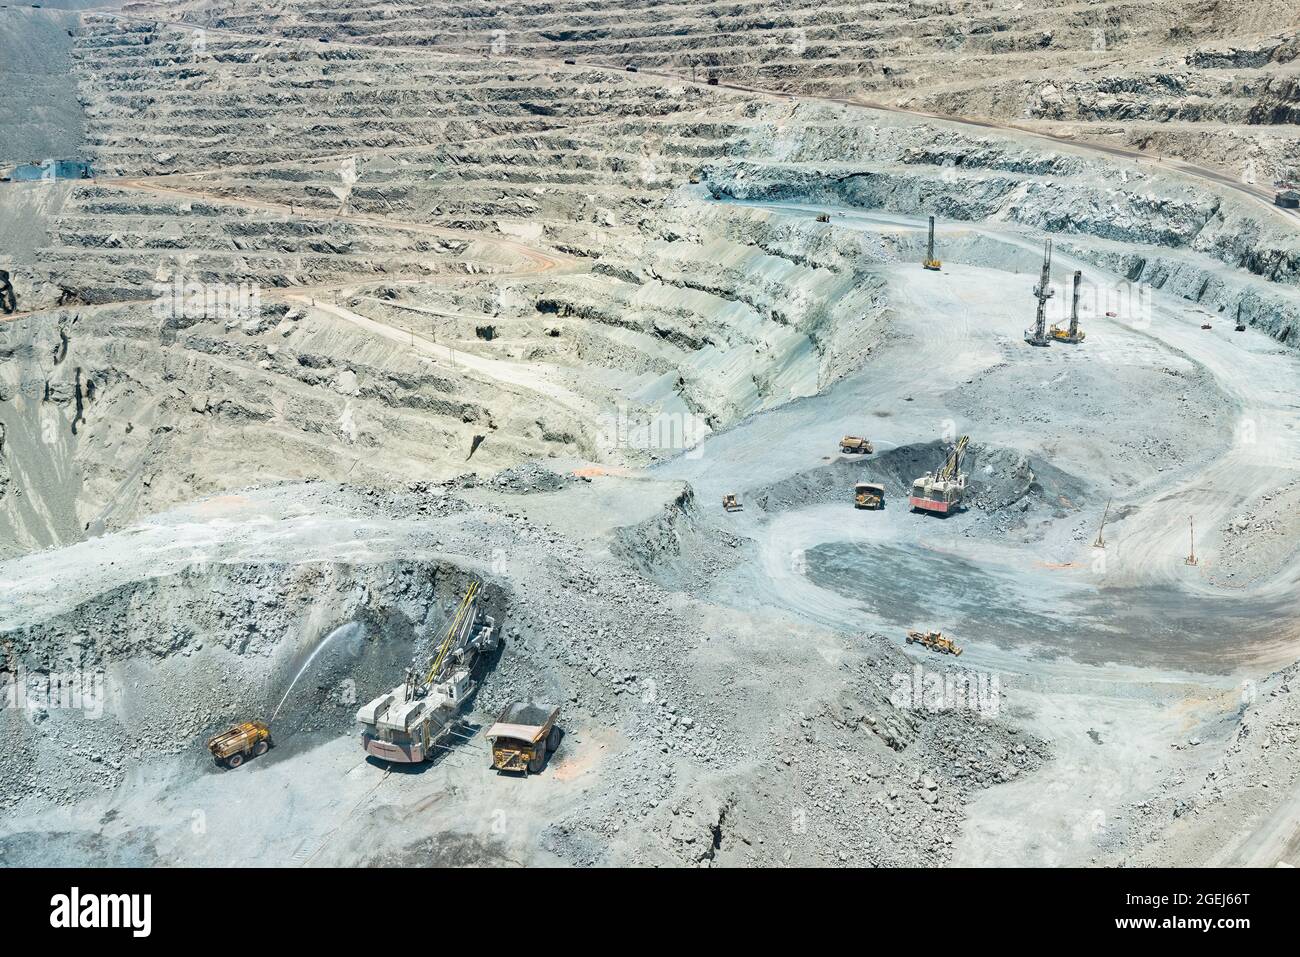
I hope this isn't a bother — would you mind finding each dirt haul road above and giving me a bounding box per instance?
[292,296,601,420]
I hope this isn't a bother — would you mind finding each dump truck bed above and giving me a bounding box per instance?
[487,701,561,773]
[486,701,558,744]
[855,483,885,508]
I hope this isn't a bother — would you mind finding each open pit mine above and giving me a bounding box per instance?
[1,0,1298,883]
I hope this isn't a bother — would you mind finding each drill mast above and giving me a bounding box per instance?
[1024,240,1053,346]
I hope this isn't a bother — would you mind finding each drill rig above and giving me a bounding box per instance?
[355,581,498,763]
[1050,269,1086,343]
[910,435,969,515]
[1024,240,1054,347]
[922,215,941,271]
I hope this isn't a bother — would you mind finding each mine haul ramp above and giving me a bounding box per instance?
[207,721,271,768]
[487,701,561,774]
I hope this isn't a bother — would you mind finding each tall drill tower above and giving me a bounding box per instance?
[923,215,941,271]
[1024,240,1053,347]
[1069,269,1082,340]
[1050,269,1086,343]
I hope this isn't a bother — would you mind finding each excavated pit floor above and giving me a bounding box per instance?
[644,201,1300,864]
[4,174,1300,866]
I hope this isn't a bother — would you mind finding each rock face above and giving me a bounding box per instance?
[0,7,87,167]
[4,16,1292,557]
[138,0,1300,179]
[6,17,1293,557]
[0,421,9,499]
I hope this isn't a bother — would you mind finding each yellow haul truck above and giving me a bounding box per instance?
[207,721,272,769]
[855,482,885,509]
[839,436,874,454]
[486,701,561,774]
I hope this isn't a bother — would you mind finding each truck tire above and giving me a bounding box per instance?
[227,753,243,769]
[546,726,561,753]
[528,750,545,774]
[254,740,269,757]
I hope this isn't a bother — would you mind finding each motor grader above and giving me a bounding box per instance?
[906,630,963,656]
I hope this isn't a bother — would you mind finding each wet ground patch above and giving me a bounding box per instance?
[806,539,1287,671]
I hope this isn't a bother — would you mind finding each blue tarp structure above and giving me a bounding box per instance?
[8,159,94,181]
